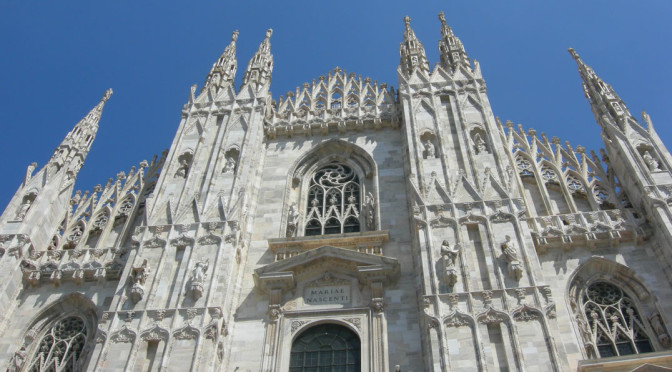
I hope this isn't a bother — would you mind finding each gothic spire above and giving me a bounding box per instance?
[203,30,238,91]
[49,89,112,171]
[569,48,637,131]
[399,16,429,76]
[242,28,274,89]
[438,12,470,71]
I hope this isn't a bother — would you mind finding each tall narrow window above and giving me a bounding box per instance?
[290,323,361,372]
[305,162,360,236]
[27,315,89,371]
[582,281,653,358]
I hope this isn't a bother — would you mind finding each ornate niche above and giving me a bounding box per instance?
[222,147,240,174]
[174,151,194,179]
[420,131,439,159]
[253,244,400,372]
[470,126,490,154]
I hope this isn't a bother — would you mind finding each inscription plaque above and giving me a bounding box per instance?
[304,285,351,305]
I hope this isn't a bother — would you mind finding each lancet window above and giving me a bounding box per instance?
[305,162,361,236]
[580,281,654,358]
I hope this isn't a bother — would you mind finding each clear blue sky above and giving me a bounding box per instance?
[1,1,670,210]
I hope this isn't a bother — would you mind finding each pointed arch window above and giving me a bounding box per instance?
[305,162,361,236]
[581,281,654,358]
[26,315,89,371]
[289,323,361,372]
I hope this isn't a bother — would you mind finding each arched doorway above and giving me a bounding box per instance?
[290,323,361,371]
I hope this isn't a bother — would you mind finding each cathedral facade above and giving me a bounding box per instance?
[1,13,672,371]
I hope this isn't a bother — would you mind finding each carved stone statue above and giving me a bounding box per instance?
[286,202,300,237]
[643,151,660,171]
[474,134,488,154]
[501,235,523,280]
[190,259,209,300]
[130,259,150,303]
[440,240,460,268]
[423,139,435,158]
[441,240,460,287]
[223,156,237,173]
[16,196,34,220]
[364,192,375,230]
[175,158,190,178]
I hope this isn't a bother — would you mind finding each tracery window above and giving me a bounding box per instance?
[27,315,88,371]
[290,323,361,372]
[581,281,653,358]
[305,162,361,236]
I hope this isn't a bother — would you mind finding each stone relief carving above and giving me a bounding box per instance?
[500,235,523,281]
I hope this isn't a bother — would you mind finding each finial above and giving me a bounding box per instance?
[568,48,580,61]
[102,88,113,103]
[232,30,239,42]
[438,11,446,24]
[266,28,273,38]
[403,16,411,28]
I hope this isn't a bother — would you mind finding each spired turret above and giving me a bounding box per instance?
[570,48,672,188]
[399,16,429,76]
[0,89,112,249]
[438,11,471,71]
[49,89,112,175]
[202,30,238,92]
[241,28,274,90]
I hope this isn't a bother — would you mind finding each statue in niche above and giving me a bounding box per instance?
[175,158,190,178]
[223,155,237,173]
[474,133,488,154]
[423,139,435,159]
[190,259,209,300]
[129,259,150,303]
[643,151,660,171]
[364,192,375,230]
[286,203,300,237]
[501,235,523,281]
[441,240,460,287]
[15,196,34,220]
